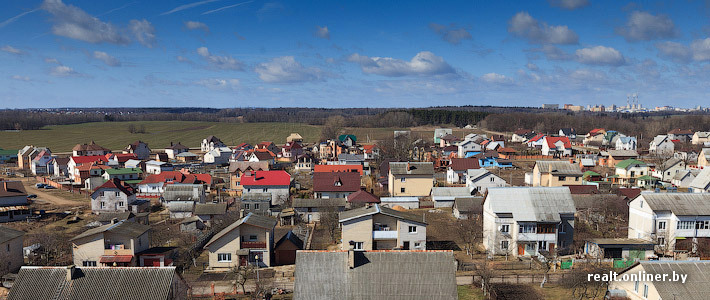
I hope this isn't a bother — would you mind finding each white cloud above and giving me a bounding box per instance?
[196,47,244,70]
[185,21,209,33]
[315,26,330,39]
[617,11,677,42]
[691,38,710,62]
[548,0,588,10]
[347,51,455,77]
[11,75,31,81]
[45,58,60,64]
[194,78,240,90]
[656,41,692,63]
[255,56,324,83]
[526,63,540,71]
[129,19,156,48]
[202,1,254,15]
[481,73,513,84]
[176,56,193,63]
[429,23,472,45]
[530,45,572,61]
[161,0,220,15]
[92,51,120,67]
[50,65,81,77]
[1,45,23,55]
[575,46,625,66]
[508,12,578,45]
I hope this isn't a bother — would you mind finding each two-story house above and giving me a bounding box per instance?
[102,168,143,183]
[530,161,583,187]
[541,136,572,157]
[511,129,534,143]
[466,169,506,195]
[608,261,710,300]
[649,135,674,157]
[241,170,291,206]
[627,193,710,254]
[339,204,427,251]
[583,128,606,147]
[91,178,145,214]
[526,134,546,149]
[292,198,347,223]
[313,171,361,199]
[30,149,53,175]
[204,212,277,269]
[0,180,30,223]
[163,184,206,219]
[201,135,226,153]
[615,136,638,151]
[123,140,151,160]
[72,141,110,157]
[228,161,269,196]
[0,226,24,275]
[667,129,694,143]
[612,159,649,187]
[51,157,70,178]
[145,160,173,174]
[483,187,576,257]
[203,147,232,165]
[692,132,710,145]
[456,140,483,158]
[652,158,685,183]
[164,142,189,160]
[388,162,434,197]
[446,158,480,184]
[559,128,576,139]
[70,220,151,267]
[699,148,710,167]
[606,150,639,168]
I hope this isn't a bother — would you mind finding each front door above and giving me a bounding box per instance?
[518,243,524,256]
[239,255,248,266]
[549,243,555,252]
[403,241,410,250]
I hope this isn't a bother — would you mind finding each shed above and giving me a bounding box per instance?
[274,231,304,266]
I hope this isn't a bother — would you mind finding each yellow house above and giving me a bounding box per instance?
[388,162,434,197]
[203,213,277,269]
[531,161,583,187]
[339,204,427,251]
[699,148,710,167]
[70,220,151,267]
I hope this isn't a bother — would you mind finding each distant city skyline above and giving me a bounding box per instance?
[3,0,710,108]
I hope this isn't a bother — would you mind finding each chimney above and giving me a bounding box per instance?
[347,241,355,269]
[66,265,76,281]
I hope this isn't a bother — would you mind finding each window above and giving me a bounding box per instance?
[657,221,666,230]
[658,237,665,246]
[575,177,579,181]
[115,192,120,197]
[100,202,106,209]
[501,241,509,250]
[118,201,125,207]
[538,241,547,250]
[519,224,536,233]
[138,239,142,247]
[249,235,258,241]
[400,188,405,193]
[101,191,105,197]
[678,221,694,230]
[262,188,268,192]
[643,284,648,298]
[697,220,710,230]
[490,177,495,182]
[353,242,363,250]
[244,203,250,209]
[500,224,510,233]
[217,253,232,262]
[254,204,260,210]
[401,178,406,182]
[414,242,421,248]
[82,261,97,267]
[559,223,566,233]
[558,176,566,181]
[408,226,417,233]
[640,200,643,208]
[634,280,639,292]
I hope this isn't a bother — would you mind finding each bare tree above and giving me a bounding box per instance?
[456,216,482,258]
[475,257,497,298]
[320,115,345,141]
[319,205,340,244]
[229,264,255,295]
[561,259,612,300]
[27,229,72,266]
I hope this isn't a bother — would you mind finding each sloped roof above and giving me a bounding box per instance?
[514,128,532,135]
[293,198,347,208]
[241,170,290,186]
[339,204,425,224]
[449,158,480,171]
[389,162,434,175]
[571,194,624,210]
[96,212,135,223]
[527,133,546,142]
[618,188,641,200]
[346,190,380,204]
[659,157,683,172]
[193,203,227,215]
[275,230,304,250]
[166,142,189,150]
[163,184,204,201]
[52,156,71,165]
[104,168,143,175]
[668,128,693,135]
[125,140,147,151]
[535,161,583,176]
[620,261,710,300]
[545,136,571,149]
[337,153,364,162]
[616,159,647,170]
[228,161,269,173]
[204,135,223,144]
[431,187,472,198]
[314,164,363,175]
[652,135,669,146]
[71,155,108,164]
[294,250,457,300]
[689,168,710,191]
[338,134,357,143]
[565,185,600,194]
[204,213,277,248]
[560,128,576,135]
[71,220,150,241]
[72,141,109,152]
[93,178,133,196]
[0,180,27,197]
[466,168,494,183]
[484,187,576,222]
[8,266,183,300]
[454,197,483,214]
[313,172,361,192]
[607,149,638,158]
[0,226,24,244]
[639,192,710,215]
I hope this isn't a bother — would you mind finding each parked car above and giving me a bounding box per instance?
[43,185,56,189]
[35,183,46,188]
[27,194,38,199]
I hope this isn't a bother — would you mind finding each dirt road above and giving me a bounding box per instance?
[24,183,88,207]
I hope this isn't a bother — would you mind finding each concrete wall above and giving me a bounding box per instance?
[341,215,373,250]
[388,173,433,197]
[0,236,23,275]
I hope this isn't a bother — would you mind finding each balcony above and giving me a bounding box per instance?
[241,241,267,249]
[517,232,557,242]
[373,230,398,240]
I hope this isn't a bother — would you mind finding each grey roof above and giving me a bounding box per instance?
[293,198,346,208]
[193,203,227,215]
[389,162,434,175]
[163,184,204,201]
[466,169,494,182]
[673,169,694,181]
[622,261,710,300]
[484,187,576,222]
[339,204,426,224]
[71,220,150,241]
[659,157,683,172]
[166,201,195,213]
[607,149,639,157]
[572,194,624,210]
[204,213,277,248]
[337,153,364,161]
[535,161,583,176]
[652,135,669,145]
[180,215,202,224]
[8,266,184,300]
[431,187,472,197]
[275,231,304,250]
[454,197,483,213]
[0,226,24,244]
[689,168,710,190]
[639,192,710,215]
[294,250,457,300]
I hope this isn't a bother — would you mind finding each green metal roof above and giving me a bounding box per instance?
[338,134,357,143]
[615,159,646,170]
[0,149,17,156]
[583,171,601,176]
[637,175,657,181]
[104,168,143,175]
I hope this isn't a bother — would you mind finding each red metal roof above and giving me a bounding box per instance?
[71,155,109,164]
[100,255,133,263]
[241,170,290,186]
[314,164,363,175]
[545,136,572,149]
[95,178,134,195]
[527,133,546,142]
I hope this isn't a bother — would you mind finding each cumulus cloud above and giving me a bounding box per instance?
[691,38,710,62]
[11,75,31,81]
[92,51,120,67]
[656,41,692,63]
[347,51,455,77]
[617,11,677,42]
[196,47,244,70]
[481,73,513,84]
[548,0,588,10]
[315,26,330,39]
[194,78,240,90]
[40,0,156,47]
[185,21,209,33]
[508,12,578,45]
[50,65,81,77]
[1,45,23,55]
[255,56,325,83]
[429,23,472,45]
[575,46,625,66]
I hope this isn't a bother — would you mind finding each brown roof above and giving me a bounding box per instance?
[346,190,380,204]
[313,172,361,192]
[93,178,134,196]
[166,142,189,150]
[449,158,480,171]
[72,141,109,152]
[668,128,693,135]
[0,181,27,197]
[618,188,641,200]
[514,128,532,135]
[564,185,600,194]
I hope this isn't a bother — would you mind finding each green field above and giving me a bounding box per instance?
[0,120,475,153]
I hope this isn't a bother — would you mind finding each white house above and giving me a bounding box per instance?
[558,128,576,139]
[339,204,427,251]
[123,141,151,160]
[431,187,473,208]
[672,169,698,188]
[649,135,674,157]
[465,169,506,195]
[483,187,576,257]
[541,136,572,157]
[456,140,482,158]
[30,149,53,175]
[651,158,685,182]
[446,158,480,184]
[615,136,637,151]
[203,147,232,165]
[164,142,189,160]
[689,168,710,193]
[145,161,173,174]
[201,136,226,153]
[526,134,546,149]
[692,132,710,145]
[91,178,141,214]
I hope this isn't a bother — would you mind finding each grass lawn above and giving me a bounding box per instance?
[458,285,485,300]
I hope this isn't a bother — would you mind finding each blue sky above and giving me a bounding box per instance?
[2,0,710,108]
